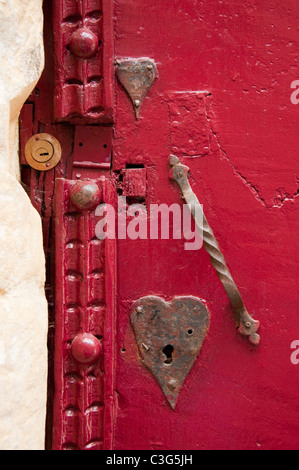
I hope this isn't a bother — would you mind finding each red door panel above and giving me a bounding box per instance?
[20,0,299,450]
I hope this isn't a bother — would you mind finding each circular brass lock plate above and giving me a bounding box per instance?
[25,133,61,171]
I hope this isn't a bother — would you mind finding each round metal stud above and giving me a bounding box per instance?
[25,133,61,171]
[168,378,178,391]
[68,28,99,59]
[71,333,102,364]
[70,181,101,211]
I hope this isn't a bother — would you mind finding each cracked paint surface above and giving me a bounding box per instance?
[167,91,299,210]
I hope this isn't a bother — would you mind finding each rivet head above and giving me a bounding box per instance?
[70,181,101,211]
[71,333,102,364]
[68,28,99,59]
[168,379,178,391]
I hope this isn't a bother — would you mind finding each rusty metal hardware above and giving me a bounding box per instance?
[116,58,157,118]
[130,295,210,409]
[169,155,260,345]
[24,133,61,171]
[70,180,102,211]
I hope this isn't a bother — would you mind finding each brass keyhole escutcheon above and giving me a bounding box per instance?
[25,133,61,171]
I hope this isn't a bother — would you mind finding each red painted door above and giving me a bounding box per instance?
[20,0,299,450]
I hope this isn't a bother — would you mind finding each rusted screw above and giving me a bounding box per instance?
[168,379,178,391]
[136,306,143,314]
[245,321,251,329]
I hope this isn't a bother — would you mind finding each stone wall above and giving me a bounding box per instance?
[0,0,47,450]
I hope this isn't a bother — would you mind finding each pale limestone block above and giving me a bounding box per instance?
[0,0,47,450]
[0,0,44,178]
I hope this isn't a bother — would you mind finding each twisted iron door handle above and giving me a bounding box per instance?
[169,155,260,345]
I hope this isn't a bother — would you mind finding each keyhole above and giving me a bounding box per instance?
[162,344,174,364]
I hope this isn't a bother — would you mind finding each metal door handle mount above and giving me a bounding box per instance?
[169,155,260,345]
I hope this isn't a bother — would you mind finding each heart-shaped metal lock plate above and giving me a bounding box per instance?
[130,296,210,408]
